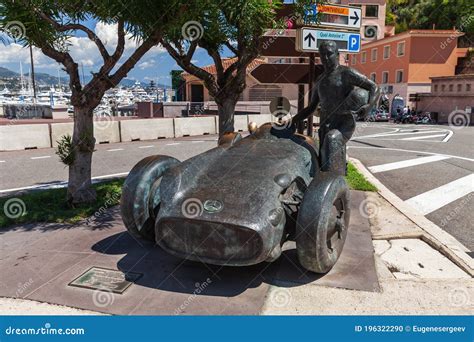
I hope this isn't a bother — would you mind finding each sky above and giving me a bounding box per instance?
[0,21,220,86]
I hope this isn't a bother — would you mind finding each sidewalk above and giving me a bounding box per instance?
[0,181,472,315]
[262,191,473,315]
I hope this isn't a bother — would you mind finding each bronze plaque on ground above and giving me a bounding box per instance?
[69,267,142,294]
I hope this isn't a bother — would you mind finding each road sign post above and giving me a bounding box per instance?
[297,28,361,53]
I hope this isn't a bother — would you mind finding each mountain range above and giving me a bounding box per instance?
[0,66,168,88]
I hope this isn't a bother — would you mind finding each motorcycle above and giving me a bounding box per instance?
[415,112,433,124]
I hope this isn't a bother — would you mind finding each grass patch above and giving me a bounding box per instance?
[345,162,377,192]
[0,179,124,228]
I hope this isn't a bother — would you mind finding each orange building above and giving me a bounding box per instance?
[350,29,467,107]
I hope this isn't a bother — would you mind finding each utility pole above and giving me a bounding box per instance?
[307,53,315,137]
[29,45,37,100]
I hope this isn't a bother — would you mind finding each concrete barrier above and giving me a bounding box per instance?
[0,124,51,151]
[248,114,273,128]
[50,123,73,147]
[234,115,249,132]
[174,116,216,137]
[120,118,174,141]
[214,115,249,134]
[94,120,120,144]
[51,120,120,147]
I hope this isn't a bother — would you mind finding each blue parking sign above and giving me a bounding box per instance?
[348,34,360,52]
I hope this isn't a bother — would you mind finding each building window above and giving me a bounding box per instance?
[467,84,471,92]
[371,48,378,62]
[361,51,367,64]
[434,84,438,92]
[449,84,453,92]
[365,5,379,18]
[442,84,446,91]
[457,84,462,92]
[397,42,405,56]
[352,55,357,65]
[383,45,390,59]
[370,73,376,82]
[396,70,404,83]
[382,71,389,84]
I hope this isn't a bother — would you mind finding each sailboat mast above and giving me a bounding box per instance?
[29,45,37,99]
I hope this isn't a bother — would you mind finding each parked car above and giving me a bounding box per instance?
[121,123,350,274]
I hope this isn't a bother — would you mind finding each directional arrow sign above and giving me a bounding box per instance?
[304,32,316,48]
[304,4,362,30]
[297,28,361,53]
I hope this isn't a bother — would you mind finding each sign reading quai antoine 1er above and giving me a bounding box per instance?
[296,27,361,53]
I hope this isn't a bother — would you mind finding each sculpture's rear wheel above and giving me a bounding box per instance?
[296,173,350,273]
[120,155,179,241]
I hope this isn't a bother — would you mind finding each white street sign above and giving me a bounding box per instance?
[297,28,361,53]
[304,4,362,30]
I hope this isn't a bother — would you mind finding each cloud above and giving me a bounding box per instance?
[1,22,167,75]
[138,59,156,70]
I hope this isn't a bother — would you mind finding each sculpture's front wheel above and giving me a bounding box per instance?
[296,173,350,273]
[120,155,180,241]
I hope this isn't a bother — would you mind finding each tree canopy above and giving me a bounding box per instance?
[387,0,474,37]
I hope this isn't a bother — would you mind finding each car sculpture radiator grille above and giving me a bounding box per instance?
[158,218,263,264]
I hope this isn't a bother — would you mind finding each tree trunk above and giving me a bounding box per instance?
[67,106,96,205]
[216,97,238,136]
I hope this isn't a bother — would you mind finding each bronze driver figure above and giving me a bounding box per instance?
[292,40,379,174]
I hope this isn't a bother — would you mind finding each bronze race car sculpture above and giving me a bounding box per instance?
[120,41,378,273]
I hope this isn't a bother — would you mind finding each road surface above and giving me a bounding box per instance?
[348,122,473,251]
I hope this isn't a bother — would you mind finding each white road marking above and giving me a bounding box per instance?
[138,145,154,149]
[0,160,5,163]
[30,156,51,160]
[442,130,454,142]
[0,172,130,194]
[401,134,448,141]
[91,172,129,180]
[405,174,474,215]
[347,146,474,163]
[192,141,204,143]
[368,155,450,173]
[107,148,124,152]
[355,130,446,139]
[166,143,180,146]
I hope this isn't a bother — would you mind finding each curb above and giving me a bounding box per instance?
[349,157,474,277]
